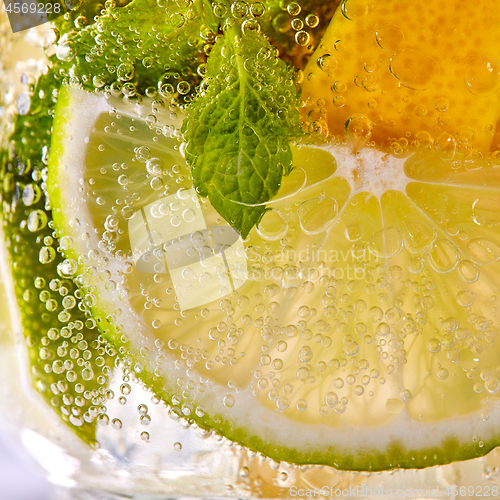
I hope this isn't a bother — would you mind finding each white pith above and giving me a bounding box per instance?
[47,86,500,467]
[324,145,412,199]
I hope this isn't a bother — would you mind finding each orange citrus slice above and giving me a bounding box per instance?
[301,0,500,153]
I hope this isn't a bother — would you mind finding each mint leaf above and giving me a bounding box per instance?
[182,28,301,238]
[52,0,111,35]
[58,0,206,101]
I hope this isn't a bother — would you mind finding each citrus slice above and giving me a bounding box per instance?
[301,0,500,152]
[48,79,500,470]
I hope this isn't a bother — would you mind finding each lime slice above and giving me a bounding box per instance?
[48,85,500,471]
[0,72,115,445]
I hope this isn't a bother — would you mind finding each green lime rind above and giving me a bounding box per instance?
[1,72,116,446]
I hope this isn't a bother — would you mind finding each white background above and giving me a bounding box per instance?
[0,426,53,499]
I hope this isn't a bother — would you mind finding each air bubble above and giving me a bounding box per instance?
[333,96,346,108]
[223,394,235,407]
[117,63,135,82]
[140,415,151,426]
[298,197,338,234]
[389,50,437,90]
[295,31,310,46]
[427,338,441,353]
[369,227,403,258]
[468,239,500,265]
[401,389,412,401]
[23,184,41,206]
[277,397,290,411]
[298,346,313,363]
[287,2,301,15]
[120,383,132,395]
[57,259,78,278]
[296,399,307,411]
[375,24,405,51]
[39,247,56,264]
[211,1,227,17]
[256,210,288,240]
[59,236,74,251]
[353,385,364,396]
[297,366,310,381]
[305,14,319,28]
[292,17,304,31]
[463,54,500,96]
[317,54,338,74]
[429,239,459,273]
[250,2,265,17]
[345,224,363,241]
[344,114,373,148]
[344,342,359,356]
[333,402,346,414]
[457,260,479,283]
[341,0,367,19]
[457,290,475,307]
[112,418,122,429]
[135,146,151,162]
[325,392,338,407]
[406,256,423,274]
[177,81,191,95]
[27,210,48,232]
[434,97,449,112]
[118,175,129,187]
[485,377,500,394]
[404,222,436,254]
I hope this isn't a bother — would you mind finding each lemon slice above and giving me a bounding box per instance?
[48,84,500,470]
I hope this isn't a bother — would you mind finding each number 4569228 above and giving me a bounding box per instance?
[444,485,499,496]
[5,2,62,14]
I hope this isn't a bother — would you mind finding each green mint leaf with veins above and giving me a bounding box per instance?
[57,0,205,101]
[182,28,301,238]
